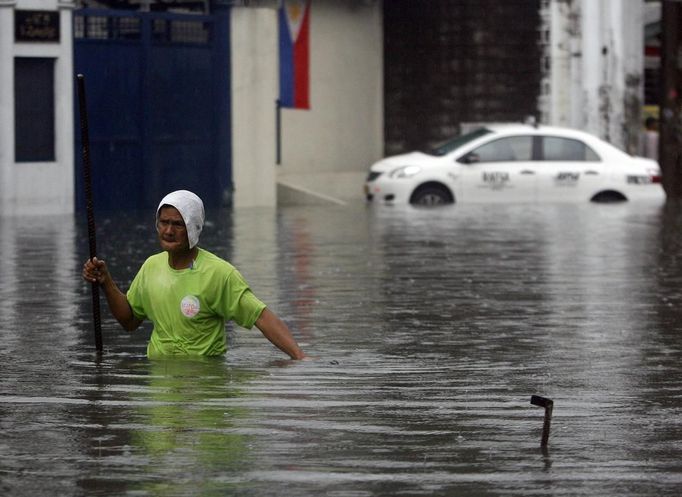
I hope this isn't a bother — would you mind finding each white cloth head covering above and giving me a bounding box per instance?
[156,190,205,249]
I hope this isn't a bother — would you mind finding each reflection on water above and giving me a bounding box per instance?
[1,201,681,496]
[125,358,257,496]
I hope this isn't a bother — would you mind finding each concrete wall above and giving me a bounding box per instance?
[230,1,383,207]
[277,0,383,204]
[0,0,75,216]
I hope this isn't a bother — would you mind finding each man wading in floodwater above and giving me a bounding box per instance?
[82,190,306,360]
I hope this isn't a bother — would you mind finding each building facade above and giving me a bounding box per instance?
[1,0,75,215]
[0,0,656,215]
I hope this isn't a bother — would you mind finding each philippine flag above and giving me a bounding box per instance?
[279,0,310,109]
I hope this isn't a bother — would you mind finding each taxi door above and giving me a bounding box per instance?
[534,136,604,202]
[456,135,537,203]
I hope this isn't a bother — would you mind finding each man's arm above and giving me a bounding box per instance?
[82,257,143,332]
[255,308,306,360]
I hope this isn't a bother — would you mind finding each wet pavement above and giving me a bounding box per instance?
[1,200,681,496]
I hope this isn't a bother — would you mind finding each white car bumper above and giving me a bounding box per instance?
[364,175,414,204]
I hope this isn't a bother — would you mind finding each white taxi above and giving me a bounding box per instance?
[364,124,664,205]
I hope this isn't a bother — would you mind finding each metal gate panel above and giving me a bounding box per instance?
[74,34,145,212]
[146,43,219,208]
[74,9,231,212]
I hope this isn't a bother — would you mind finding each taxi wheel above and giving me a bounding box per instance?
[591,191,627,202]
[410,185,453,206]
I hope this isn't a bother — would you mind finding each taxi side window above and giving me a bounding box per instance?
[541,137,601,161]
[469,136,533,163]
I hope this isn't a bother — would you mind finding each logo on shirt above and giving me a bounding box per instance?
[180,295,200,318]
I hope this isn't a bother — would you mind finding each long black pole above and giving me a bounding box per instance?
[76,74,103,354]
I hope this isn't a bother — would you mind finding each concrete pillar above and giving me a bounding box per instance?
[0,0,16,215]
[581,0,644,150]
[546,0,580,127]
[230,7,278,208]
[546,0,644,151]
[617,1,646,154]
[55,0,75,213]
[581,0,603,137]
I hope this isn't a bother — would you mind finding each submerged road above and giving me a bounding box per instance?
[1,201,680,496]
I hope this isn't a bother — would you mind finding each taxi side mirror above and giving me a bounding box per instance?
[458,152,480,164]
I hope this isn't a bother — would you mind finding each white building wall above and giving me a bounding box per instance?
[230,0,383,207]
[0,0,75,216]
[277,0,383,203]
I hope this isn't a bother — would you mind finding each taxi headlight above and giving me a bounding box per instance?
[389,165,422,179]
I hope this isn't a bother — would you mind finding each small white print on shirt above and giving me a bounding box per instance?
[180,295,201,318]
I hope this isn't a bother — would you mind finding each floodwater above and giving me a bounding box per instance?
[1,200,681,496]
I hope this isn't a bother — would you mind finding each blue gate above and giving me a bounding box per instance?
[74,8,231,211]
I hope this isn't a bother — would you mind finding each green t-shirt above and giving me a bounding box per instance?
[126,248,266,357]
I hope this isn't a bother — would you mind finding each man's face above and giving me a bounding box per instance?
[157,206,190,254]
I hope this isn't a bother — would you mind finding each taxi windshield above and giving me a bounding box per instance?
[427,128,492,156]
